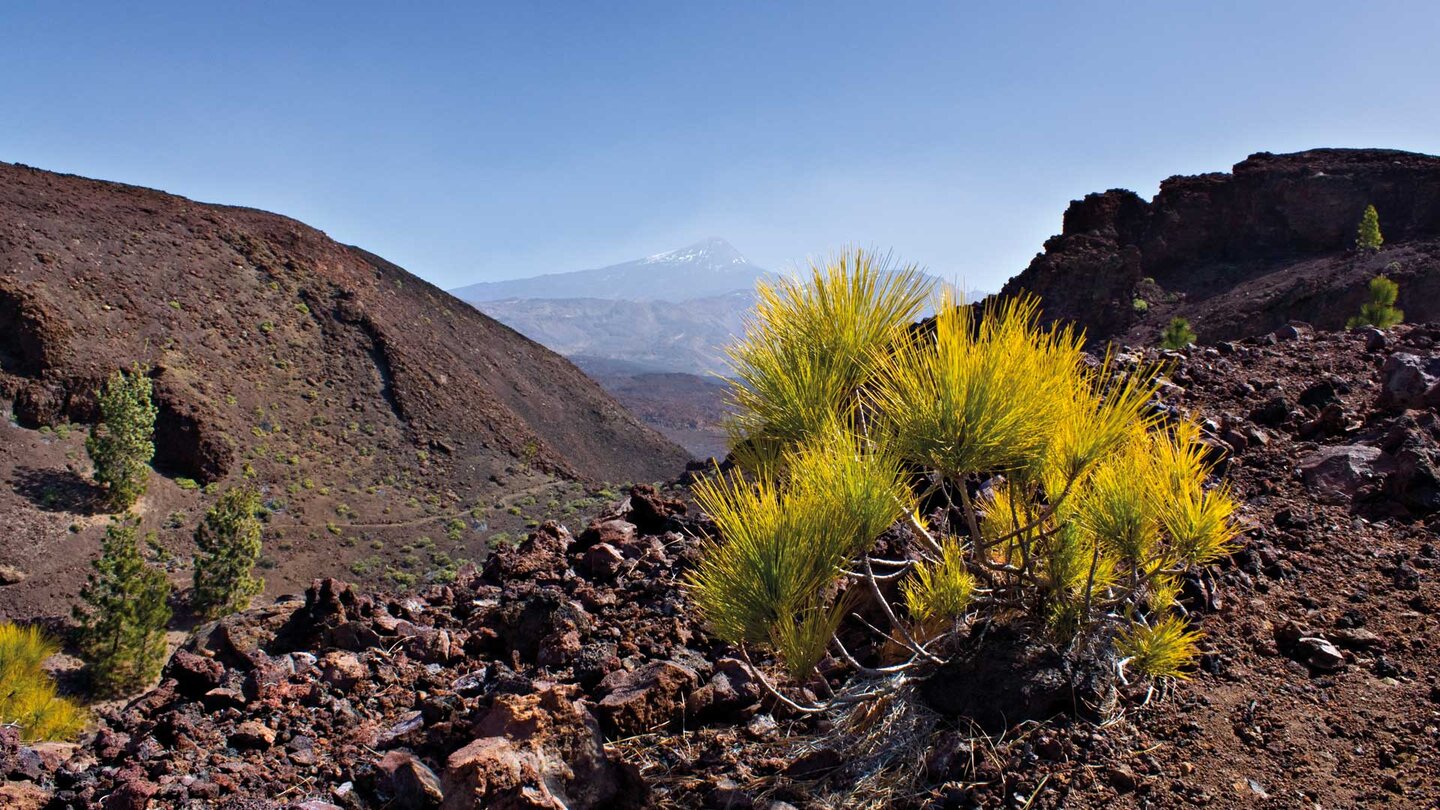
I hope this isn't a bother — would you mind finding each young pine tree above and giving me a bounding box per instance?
[86,366,158,510]
[1347,274,1404,329]
[74,519,172,695]
[691,253,1238,720]
[1356,204,1383,252]
[0,623,86,741]
[191,486,264,619]
[1160,316,1197,349]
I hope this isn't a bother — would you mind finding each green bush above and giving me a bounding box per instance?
[690,253,1238,717]
[1160,317,1197,349]
[1132,297,1149,314]
[1356,203,1383,252]
[1347,274,1403,329]
[86,366,157,510]
[0,623,86,741]
[74,519,172,695]
[191,487,264,619]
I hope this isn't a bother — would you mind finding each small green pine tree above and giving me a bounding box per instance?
[1356,204,1383,252]
[1346,274,1404,329]
[74,518,172,695]
[1160,317,1197,349]
[86,366,157,510]
[192,487,265,619]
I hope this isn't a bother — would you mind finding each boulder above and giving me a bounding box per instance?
[1377,353,1439,411]
[0,782,52,810]
[0,564,26,585]
[320,651,367,692]
[626,484,686,533]
[164,649,226,699]
[1298,445,1391,504]
[594,660,698,735]
[228,720,277,750]
[581,543,626,581]
[376,750,444,809]
[441,687,645,810]
[484,522,573,583]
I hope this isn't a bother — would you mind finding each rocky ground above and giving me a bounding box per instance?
[3,324,1439,809]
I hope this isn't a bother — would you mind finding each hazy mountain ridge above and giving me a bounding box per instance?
[474,291,753,376]
[452,237,773,303]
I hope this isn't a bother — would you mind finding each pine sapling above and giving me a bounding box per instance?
[74,519,172,695]
[86,366,157,510]
[192,486,265,619]
[1160,316,1197,349]
[1356,204,1383,252]
[1347,274,1403,329]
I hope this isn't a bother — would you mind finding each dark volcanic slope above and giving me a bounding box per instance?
[0,161,685,483]
[1004,148,1440,344]
[0,161,688,616]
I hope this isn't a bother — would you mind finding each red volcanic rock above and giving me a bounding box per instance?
[594,660,699,736]
[442,687,644,810]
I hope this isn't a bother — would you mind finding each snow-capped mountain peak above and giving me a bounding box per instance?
[640,238,750,269]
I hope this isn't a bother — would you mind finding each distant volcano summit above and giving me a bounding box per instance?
[451,237,773,303]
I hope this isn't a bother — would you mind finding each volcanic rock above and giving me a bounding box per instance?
[594,660,699,735]
[441,687,644,810]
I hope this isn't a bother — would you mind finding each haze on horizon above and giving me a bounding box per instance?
[2,2,1437,292]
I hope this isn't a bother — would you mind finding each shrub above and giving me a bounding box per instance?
[191,487,264,619]
[1132,297,1149,314]
[1346,274,1403,329]
[1160,317,1197,349]
[724,249,931,473]
[74,519,172,695]
[690,263,1237,717]
[86,366,157,510]
[0,623,86,741]
[1356,203,1383,252]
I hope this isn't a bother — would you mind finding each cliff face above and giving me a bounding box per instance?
[1003,149,1440,343]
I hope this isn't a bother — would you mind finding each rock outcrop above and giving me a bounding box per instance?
[1003,149,1440,343]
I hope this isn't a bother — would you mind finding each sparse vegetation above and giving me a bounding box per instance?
[86,366,157,510]
[1356,203,1383,252]
[1160,316,1197,349]
[691,251,1237,716]
[0,623,86,741]
[74,519,173,695]
[191,487,265,619]
[1346,274,1403,329]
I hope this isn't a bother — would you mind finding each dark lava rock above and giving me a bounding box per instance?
[920,623,1114,733]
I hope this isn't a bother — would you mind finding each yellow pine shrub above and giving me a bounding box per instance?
[690,249,1240,709]
[0,623,86,741]
[724,248,931,473]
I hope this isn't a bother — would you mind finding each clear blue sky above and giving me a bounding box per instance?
[3,2,1437,291]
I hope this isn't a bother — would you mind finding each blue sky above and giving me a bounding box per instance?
[3,2,1437,291]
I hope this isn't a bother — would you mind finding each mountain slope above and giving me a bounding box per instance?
[473,290,753,375]
[1002,148,1440,344]
[0,161,689,618]
[452,237,772,302]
